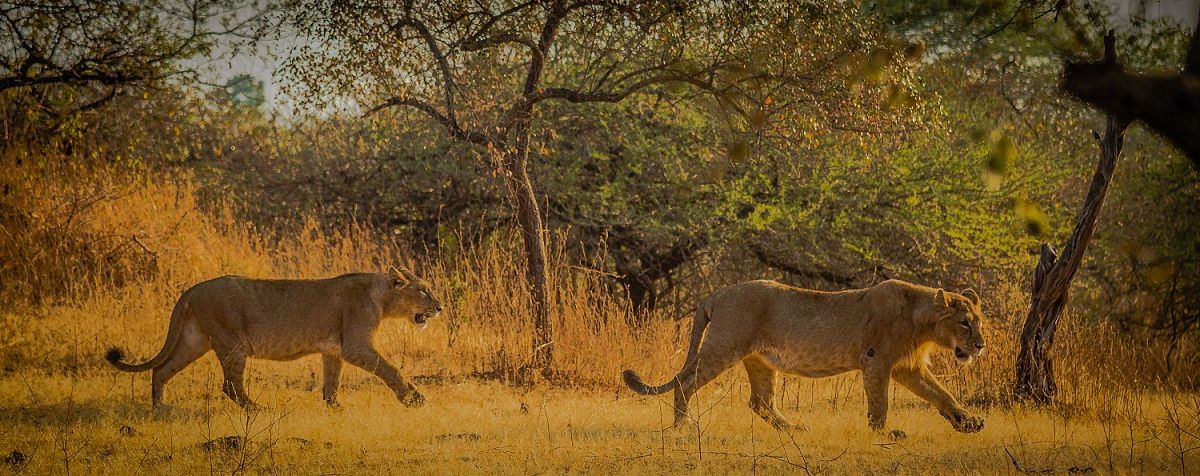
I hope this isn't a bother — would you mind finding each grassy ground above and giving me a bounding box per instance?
[2,355,1198,474]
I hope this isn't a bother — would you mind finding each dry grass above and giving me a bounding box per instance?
[2,156,1199,473]
[4,369,1199,473]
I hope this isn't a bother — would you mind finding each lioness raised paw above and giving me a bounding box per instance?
[399,391,427,407]
[953,415,985,433]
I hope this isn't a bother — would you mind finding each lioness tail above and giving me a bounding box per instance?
[106,298,189,372]
[622,298,713,396]
[622,370,672,395]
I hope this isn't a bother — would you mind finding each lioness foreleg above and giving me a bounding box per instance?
[322,353,342,406]
[862,363,891,431]
[343,346,425,407]
[892,366,984,433]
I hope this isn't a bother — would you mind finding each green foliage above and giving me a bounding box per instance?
[0,1,278,148]
[988,136,1017,175]
[223,75,267,109]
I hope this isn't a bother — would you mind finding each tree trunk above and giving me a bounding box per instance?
[501,117,554,371]
[1014,30,1129,404]
[616,269,657,326]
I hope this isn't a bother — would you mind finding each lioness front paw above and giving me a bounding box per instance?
[953,415,985,433]
[399,391,427,407]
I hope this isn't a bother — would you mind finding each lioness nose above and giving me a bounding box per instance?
[436,304,443,312]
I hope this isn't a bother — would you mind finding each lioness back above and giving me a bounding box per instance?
[702,280,877,377]
[188,274,390,360]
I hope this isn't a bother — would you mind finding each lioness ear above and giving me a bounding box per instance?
[391,264,418,282]
[934,289,951,309]
[387,266,409,287]
[961,288,980,307]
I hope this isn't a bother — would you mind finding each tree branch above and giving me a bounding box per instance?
[520,0,569,100]
[460,32,537,52]
[527,66,723,107]
[391,11,462,136]
[1060,21,1200,174]
[0,70,144,91]
[364,96,490,146]
[455,1,537,50]
[748,243,858,287]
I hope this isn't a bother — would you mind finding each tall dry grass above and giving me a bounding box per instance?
[1,150,1196,408]
[0,153,680,388]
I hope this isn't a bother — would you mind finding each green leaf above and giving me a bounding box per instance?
[987,136,1015,175]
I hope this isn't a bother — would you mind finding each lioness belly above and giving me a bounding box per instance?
[756,347,859,378]
[244,328,341,361]
[251,339,339,361]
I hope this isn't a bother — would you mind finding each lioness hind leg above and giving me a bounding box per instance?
[743,356,796,430]
[151,330,210,407]
[214,348,256,409]
[673,345,744,428]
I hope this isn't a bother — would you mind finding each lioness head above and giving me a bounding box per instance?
[387,265,443,327]
[932,288,986,364]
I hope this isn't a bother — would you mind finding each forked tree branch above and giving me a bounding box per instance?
[520,0,568,99]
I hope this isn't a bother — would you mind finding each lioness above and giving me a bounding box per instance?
[623,279,986,433]
[106,266,442,409]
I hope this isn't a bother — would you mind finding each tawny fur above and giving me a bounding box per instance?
[623,279,987,433]
[106,267,442,409]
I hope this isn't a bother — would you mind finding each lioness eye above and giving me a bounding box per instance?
[960,321,970,329]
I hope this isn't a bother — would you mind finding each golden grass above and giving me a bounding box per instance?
[2,158,1199,473]
[4,369,1199,473]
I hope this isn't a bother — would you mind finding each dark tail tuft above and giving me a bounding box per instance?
[623,369,652,395]
[105,347,125,365]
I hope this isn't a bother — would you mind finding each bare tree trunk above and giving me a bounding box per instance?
[502,117,553,371]
[1014,31,1129,404]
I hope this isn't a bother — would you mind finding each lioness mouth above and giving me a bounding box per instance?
[414,313,429,325]
[954,347,970,361]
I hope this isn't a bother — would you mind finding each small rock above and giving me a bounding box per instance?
[433,433,481,442]
[5,450,27,466]
[888,429,907,441]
